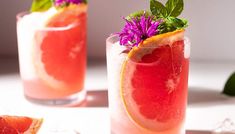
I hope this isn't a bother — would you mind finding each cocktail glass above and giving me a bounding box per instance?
[16,9,87,106]
[106,33,190,134]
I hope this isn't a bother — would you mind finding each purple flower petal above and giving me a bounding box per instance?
[118,14,160,48]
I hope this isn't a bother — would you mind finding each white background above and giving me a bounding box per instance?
[0,0,235,61]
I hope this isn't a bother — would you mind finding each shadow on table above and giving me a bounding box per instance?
[79,90,108,107]
[186,130,212,134]
[188,87,235,107]
[0,58,19,75]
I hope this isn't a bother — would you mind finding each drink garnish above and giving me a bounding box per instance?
[30,0,87,12]
[118,0,188,48]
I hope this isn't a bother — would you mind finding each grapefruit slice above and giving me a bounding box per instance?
[0,117,18,134]
[121,30,188,131]
[33,4,87,90]
[0,115,43,134]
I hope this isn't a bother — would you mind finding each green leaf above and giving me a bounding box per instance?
[165,0,184,17]
[30,0,53,12]
[223,72,235,96]
[158,17,188,34]
[150,0,168,18]
[168,17,188,28]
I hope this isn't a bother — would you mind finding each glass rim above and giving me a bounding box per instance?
[16,11,84,31]
[106,34,190,49]
[106,34,119,45]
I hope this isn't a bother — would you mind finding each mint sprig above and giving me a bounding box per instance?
[150,0,188,34]
[30,0,53,12]
[150,0,183,18]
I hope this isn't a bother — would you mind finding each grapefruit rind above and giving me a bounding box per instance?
[25,118,43,134]
[128,30,185,61]
[120,30,185,131]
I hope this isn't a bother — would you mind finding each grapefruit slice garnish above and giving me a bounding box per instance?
[120,30,187,131]
[0,115,43,134]
[46,4,87,27]
[33,4,87,90]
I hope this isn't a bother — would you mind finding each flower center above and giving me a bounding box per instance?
[141,34,148,40]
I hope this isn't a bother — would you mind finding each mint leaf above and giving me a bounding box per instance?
[150,0,168,18]
[31,0,53,12]
[167,17,188,28]
[158,20,176,34]
[166,0,184,17]
[223,72,235,96]
[158,17,188,34]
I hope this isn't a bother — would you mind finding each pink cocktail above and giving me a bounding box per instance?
[107,30,190,133]
[17,4,87,106]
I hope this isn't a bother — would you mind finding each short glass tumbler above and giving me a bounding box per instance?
[106,34,190,134]
[16,10,87,106]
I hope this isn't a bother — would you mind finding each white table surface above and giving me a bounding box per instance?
[0,58,235,134]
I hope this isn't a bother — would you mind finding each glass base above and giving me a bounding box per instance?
[24,90,87,106]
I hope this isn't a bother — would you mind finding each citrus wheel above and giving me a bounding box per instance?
[120,30,188,131]
[0,115,43,134]
[33,4,87,90]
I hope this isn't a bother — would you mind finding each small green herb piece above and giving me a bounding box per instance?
[223,72,235,96]
[126,10,152,21]
[30,0,53,12]
[158,17,188,34]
